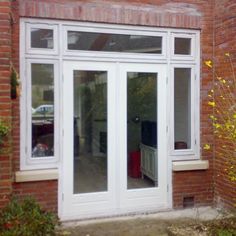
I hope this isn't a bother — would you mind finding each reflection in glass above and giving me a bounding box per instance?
[73,70,108,194]
[68,31,162,54]
[174,38,191,55]
[31,28,53,49]
[31,64,54,158]
[174,68,191,149]
[127,72,158,189]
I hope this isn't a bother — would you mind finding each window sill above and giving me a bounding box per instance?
[15,169,58,182]
[172,160,209,171]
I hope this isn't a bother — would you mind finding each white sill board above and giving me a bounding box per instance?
[15,169,58,182]
[172,160,209,171]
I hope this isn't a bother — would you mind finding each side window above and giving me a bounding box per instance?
[31,63,54,158]
[22,60,59,169]
[21,21,59,169]
[174,68,192,150]
[171,65,199,160]
[170,31,199,160]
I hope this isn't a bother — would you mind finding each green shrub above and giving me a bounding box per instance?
[0,197,58,236]
[0,120,10,146]
[217,229,236,236]
[207,217,236,236]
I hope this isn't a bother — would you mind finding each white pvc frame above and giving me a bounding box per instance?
[20,18,200,170]
[170,65,200,160]
[62,24,167,61]
[171,32,196,61]
[26,23,59,55]
[20,59,59,170]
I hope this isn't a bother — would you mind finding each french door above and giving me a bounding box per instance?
[61,61,168,220]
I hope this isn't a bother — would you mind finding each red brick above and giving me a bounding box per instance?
[0,0,235,215]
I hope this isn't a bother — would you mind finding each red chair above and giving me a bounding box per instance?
[128,151,141,178]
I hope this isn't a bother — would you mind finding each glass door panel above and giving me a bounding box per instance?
[127,72,158,189]
[73,70,108,194]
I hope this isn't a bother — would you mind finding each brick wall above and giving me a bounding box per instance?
[0,0,13,208]
[0,0,59,212]
[15,0,215,211]
[213,0,236,209]
[13,181,58,212]
[172,0,215,208]
[1,0,218,213]
[12,0,20,173]
[173,170,213,208]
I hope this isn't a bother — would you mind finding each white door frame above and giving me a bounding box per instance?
[60,60,170,220]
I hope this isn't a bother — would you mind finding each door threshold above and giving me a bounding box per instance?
[61,206,219,226]
[60,205,171,223]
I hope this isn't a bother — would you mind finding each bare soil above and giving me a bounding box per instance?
[57,217,236,236]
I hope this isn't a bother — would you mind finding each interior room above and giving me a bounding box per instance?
[73,70,159,194]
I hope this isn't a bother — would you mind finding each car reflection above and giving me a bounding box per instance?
[32,104,54,157]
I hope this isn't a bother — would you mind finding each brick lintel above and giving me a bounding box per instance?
[19,0,201,29]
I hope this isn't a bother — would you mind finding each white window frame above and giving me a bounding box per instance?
[26,23,59,55]
[171,33,196,61]
[170,64,200,160]
[62,24,167,61]
[20,18,200,170]
[20,59,59,170]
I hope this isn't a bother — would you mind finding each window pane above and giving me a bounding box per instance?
[73,70,108,194]
[31,64,54,157]
[174,68,191,149]
[31,28,53,49]
[127,72,158,189]
[174,38,191,55]
[68,31,162,54]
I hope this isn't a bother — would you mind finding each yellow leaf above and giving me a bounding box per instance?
[225,52,230,57]
[209,115,217,121]
[203,144,210,150]
[208,101,216,107]
[213,123,221,129]
[205,60,213,68]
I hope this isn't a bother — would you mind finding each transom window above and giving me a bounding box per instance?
[171,33,195,60]
[31,28,54,49]
[67,31,162,54]
[26,23,58,55]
